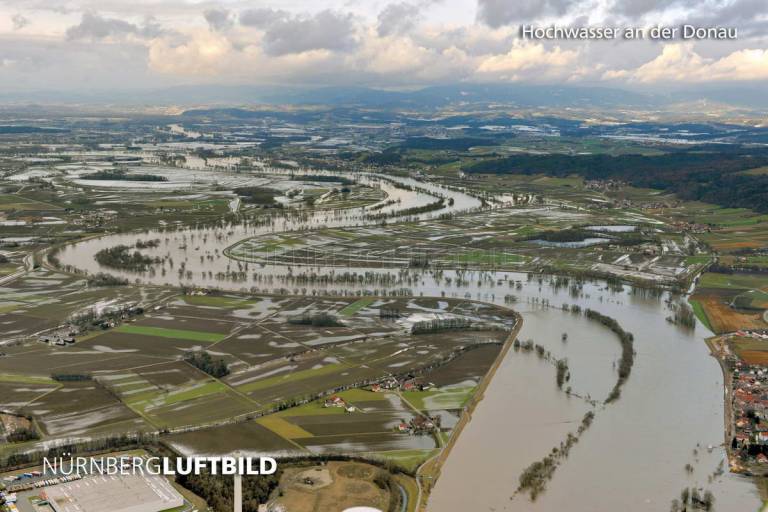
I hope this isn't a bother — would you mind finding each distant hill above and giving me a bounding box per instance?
[0,83,652,109]
[2,83,768,110]
[171,83,655,109]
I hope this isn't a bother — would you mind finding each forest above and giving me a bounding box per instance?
[95,245,159,271]
[233,186,280,205]
[184,351,231,378]
[86,170,168,181]
[464,150,768,212]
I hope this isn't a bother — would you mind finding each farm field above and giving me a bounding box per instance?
[0,282,516,466]
[227,202,699,286]
[728,336,768,365]
[3,105,768,512]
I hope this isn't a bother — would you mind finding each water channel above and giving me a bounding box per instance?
[56,172,761,511]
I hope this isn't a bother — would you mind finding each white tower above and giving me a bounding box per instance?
[234,473,242,512]
[233,451,243,512]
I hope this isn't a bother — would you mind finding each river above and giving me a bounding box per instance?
[55,172,761,511]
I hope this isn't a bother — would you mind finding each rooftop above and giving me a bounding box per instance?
[43,473,184,512]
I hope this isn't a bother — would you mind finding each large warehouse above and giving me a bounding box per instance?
[41,473,184,512]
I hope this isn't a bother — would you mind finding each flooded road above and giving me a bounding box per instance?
[56,172,761,511]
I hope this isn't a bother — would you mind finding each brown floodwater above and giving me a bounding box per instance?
[429,294,759,511]
[56,172,761,511]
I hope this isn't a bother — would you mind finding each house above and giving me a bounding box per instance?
[371,384,382,393]
[410,415,437,433]
[324,395,346,408]
[757,453,768,464]
[397,422,410,433]
[381,378,398,390]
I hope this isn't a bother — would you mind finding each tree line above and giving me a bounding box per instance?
[464,150,768,213]
[584,308,635,403]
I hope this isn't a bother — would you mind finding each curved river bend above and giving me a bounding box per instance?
[57,173,760,511]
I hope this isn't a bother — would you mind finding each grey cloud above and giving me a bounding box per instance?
[611,0,765,22]
[476,0,579,27]
[0,37,164,93]
[239,8,288,28]
[609,0,768,39]
[240,9,358,56]
[412,27,514,56]
[683,0,768,38]
[377,2,421,37]
[612,0,685,18]
[203,8,234,32]
[65,13,165,41]
[0,1,73,15]
[11,13,29,30]
[712,0,768,23]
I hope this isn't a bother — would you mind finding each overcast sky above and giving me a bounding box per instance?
[0,0,766,92]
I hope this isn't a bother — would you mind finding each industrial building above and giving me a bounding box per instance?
[41,473,183,512]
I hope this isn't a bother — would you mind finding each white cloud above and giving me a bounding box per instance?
[147,28,344,82]
[476,42,580,80]
[0,1,766,91]
[605,43,768,82]
[147,31,234,77]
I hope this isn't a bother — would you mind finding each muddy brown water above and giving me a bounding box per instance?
[56,174,760,511]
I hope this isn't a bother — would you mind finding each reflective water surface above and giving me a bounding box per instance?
[56,173,760,511]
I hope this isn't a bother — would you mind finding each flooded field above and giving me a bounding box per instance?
[49,170,763,511]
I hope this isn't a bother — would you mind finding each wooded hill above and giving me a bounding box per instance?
[464,149,768,213]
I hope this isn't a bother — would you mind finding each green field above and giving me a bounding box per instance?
[699,273,768,291]
[689,298,713,332]
[114,324,227,343]
[236,363,349,394]
[0,374,58,385]
[339,298,376,316]
[338,389,390,402]
[402,386,476,410]
[182,295,258,308]
[162,381,229,406]
[733,289,768,310]
[0,194,62,211]
[685,255,711,265]
[371,449,438,472]
[257,415,314,439]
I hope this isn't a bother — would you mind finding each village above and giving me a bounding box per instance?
[709,330,768,472]
[322,377,442,435]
